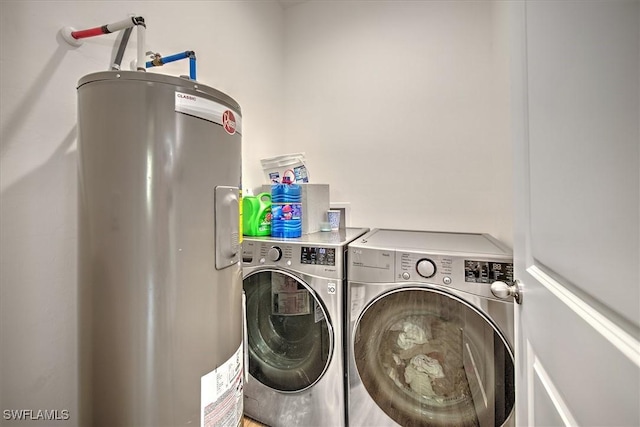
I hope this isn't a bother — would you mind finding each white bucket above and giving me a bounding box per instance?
[260,153,310,184]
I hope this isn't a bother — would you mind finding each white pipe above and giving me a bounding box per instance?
[106,17,137,34]
[137,23,146,72]
[60,15,145,49]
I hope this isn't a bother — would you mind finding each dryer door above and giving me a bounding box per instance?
[353,287,514,427]
[244,270,333,392]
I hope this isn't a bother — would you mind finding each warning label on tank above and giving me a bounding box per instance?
[201,344,243,427]
[175,92,242,135]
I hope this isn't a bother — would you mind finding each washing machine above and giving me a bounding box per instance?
[242,227,369,427]
[347,229,515,427]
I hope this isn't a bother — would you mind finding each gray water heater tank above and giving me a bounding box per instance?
[77,71,243,426]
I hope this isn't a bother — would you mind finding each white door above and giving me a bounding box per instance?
[510,1,640,426]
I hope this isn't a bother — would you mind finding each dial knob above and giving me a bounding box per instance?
[416,259,436,278]
[267,246,282,262]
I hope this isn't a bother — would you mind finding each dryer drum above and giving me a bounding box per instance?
[244,271,332,392]
[353,287,514,427]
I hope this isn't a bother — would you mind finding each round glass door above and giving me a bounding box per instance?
[244,270,333,392]
[354,287,514,427]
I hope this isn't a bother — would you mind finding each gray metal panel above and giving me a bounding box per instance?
[346,228,515,427]
[241,228,369,280]
[78,71,242,113]
[351,228,511,256]
[242,268,345,427]
[245,227,370,247]
[241,227,368,426]
[348,229,513,299]
[77,71,242,426]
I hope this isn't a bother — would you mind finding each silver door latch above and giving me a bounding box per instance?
[490,280,522,304]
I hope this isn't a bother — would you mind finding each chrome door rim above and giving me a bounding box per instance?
[353,286,515,426]
[244,269,334,393]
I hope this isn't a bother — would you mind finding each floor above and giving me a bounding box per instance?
[242,416,267,427]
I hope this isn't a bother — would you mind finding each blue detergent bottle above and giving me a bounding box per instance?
[271,172,302,238]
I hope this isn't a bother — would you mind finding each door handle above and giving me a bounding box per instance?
[214,186,240,269]
[490,280,522,304]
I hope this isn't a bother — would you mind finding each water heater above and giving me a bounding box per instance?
[77,71,243,426]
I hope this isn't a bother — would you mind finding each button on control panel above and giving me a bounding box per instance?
[268,246,282,262]
[250,243,294,265]
[398,252,453,282]
[416,259,436,278]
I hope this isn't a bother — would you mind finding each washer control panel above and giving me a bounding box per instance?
[396,251,513,299]
[242,240,344,279]
[464,259,514,284]
[300,246,336,266]
[398,252,454,283]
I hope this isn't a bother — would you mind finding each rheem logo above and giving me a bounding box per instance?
[223,110,236,135]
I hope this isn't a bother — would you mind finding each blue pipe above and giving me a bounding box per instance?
[146,50,197,80]
[189,54,196,80]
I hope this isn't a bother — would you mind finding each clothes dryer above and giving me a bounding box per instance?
[347,229,515,427]
[242,228,369,427]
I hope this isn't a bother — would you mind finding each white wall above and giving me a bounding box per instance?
[0,1,284,425]
[0,0,513,424]
[280,0,513,245]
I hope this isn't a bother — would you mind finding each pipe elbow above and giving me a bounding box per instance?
[132,16,146,28]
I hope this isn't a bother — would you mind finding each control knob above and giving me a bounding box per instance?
[268,246,282,262]
[416,259,436,278]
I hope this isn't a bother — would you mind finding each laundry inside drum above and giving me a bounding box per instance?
[354,288,505,427]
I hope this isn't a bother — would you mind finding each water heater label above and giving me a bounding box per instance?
[175,92,242,135]
[201,343,243,427]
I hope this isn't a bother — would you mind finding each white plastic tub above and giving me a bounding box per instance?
[261,153,309,184]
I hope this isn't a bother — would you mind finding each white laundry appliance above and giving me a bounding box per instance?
[242,228,369,426]
[347,229,515,427]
